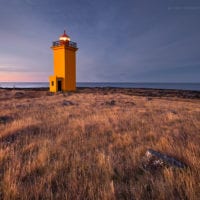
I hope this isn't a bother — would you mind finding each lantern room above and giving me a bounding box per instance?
[59,30,70,42]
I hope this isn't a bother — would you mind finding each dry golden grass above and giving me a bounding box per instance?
[0,88,200,200]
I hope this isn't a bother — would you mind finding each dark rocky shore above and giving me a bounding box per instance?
[1,87,199,99]
[78,87,200,99]
[0,87,200,99]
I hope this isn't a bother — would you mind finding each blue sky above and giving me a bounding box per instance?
[0,0,200,82]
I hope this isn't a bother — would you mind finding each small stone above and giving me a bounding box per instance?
[125,101,136,106]
[0,116,13,124]
[15,92,25,98]
[62,100,75,106]
[147,97,153,101]
[105,100,116,106]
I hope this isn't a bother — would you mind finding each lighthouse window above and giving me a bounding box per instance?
[51,81,54,86]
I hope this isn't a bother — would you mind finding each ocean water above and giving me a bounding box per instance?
[0,82,200,91]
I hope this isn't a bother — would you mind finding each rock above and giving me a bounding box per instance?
[62,100,75,106]
[63,92,72,97]
[147,97,153,101]
[47,92,54,96]
[171,110,177,115]
[125,101,136,106]
[0,116,13,124]
[105,100,116,106]
[15,92,25,98]
[142,149,187,171]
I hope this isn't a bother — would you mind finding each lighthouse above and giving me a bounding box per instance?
[49,30,78,92]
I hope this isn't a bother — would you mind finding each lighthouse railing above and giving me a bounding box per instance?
[52,41,77,48]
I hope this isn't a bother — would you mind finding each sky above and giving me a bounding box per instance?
[0,0,200,82]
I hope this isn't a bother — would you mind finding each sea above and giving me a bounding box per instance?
[0,82,200,91]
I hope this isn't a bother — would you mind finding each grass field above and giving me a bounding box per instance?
[0,88,200,199]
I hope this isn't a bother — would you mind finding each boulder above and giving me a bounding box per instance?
[142,149,187,171]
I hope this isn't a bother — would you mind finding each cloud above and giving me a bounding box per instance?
[0,65,33,72]
[24,0,35,6]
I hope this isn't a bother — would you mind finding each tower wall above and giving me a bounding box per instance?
[64,47,76,91]
[53,46,65,78]
[49,43,77,92]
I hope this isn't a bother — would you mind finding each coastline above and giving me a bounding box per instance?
[0,87,200,99]
[1,82,200,91]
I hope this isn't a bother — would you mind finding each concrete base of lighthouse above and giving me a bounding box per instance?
[49,75,76,92]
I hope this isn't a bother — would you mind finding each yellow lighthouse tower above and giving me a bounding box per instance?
[49,30,78,92]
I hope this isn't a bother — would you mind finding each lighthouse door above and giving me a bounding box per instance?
[58,80,62,91]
